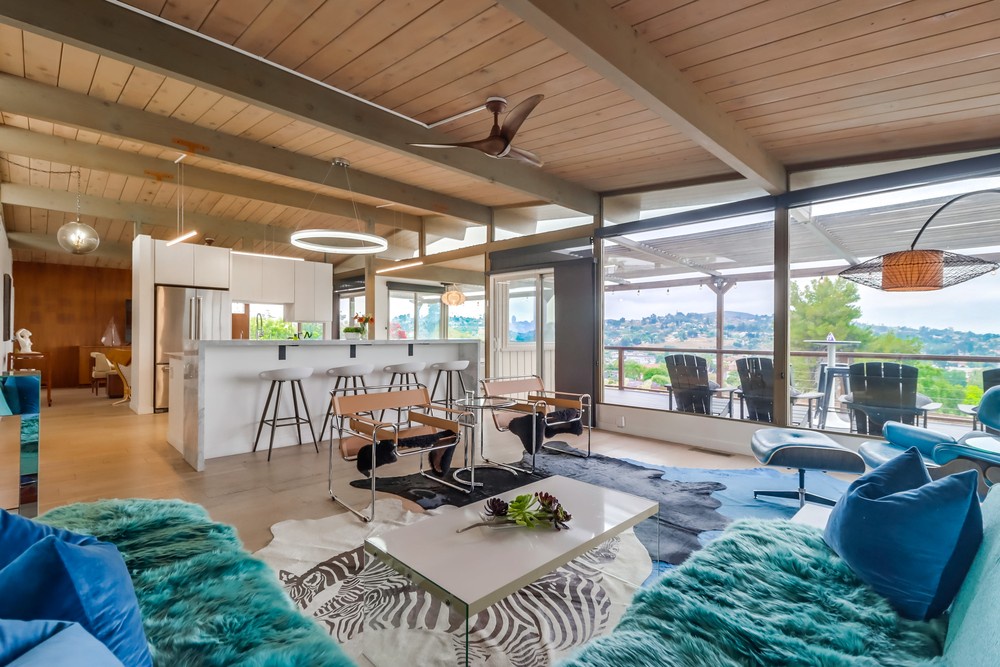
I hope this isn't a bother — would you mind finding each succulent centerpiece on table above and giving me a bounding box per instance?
[458,492,572,533]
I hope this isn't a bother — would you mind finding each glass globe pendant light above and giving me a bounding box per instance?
[56,168,100,255]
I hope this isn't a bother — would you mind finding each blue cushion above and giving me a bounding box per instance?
[882,422,955,459]
[0,620,123,666]
[0,508,100,570]
[824,447,982,620]
[0,536,152,667]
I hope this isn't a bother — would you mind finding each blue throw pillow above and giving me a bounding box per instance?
[0,620,123,666]
[824,447,982,620]
[0,536,152,667]
[0,508,100,570]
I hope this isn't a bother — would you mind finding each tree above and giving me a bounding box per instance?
[790,277,870,345]
[790,277,924,391]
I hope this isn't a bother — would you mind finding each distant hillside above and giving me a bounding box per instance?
[605,311,1000,356]
[867,324,1000,356]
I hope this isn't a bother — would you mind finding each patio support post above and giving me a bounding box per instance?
[773,204,791,425]
[708,278,736,385]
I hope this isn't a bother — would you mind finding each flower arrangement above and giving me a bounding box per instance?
[344,313,374,337]
[458,492,573,533]
[353,313,374,332]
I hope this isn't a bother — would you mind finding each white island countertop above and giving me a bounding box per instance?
[181,339,481,471]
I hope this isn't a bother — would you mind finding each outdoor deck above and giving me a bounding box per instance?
[602,387,975,440]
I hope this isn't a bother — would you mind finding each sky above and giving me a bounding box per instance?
[603,273,1000,335]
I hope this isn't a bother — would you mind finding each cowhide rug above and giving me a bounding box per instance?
[256,499,650,667]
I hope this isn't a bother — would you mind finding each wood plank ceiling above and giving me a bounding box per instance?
[0,0,997,269]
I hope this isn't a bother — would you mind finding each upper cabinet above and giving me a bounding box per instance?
[229,254,296,305]
[285,261,333,322]
[154,241,230,289]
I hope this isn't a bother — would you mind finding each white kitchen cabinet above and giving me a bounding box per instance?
[229,254,294,304]
[193,245,231,289]
[314,262,333,321]
[229,254,262,302]
[154,240,230,289]
[285,261,333,322]
[154,241,194,286]
[260,256,295,304]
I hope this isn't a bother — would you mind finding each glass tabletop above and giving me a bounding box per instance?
[455,396,516,410]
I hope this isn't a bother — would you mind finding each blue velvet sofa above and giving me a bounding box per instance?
[38,499,354,667]
[559,492,1000,666]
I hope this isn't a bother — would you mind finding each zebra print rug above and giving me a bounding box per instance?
[255,499,650,667]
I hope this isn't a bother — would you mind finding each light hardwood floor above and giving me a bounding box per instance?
[3,387,758,551]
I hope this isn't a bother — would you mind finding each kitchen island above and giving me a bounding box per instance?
[177,339,481,471]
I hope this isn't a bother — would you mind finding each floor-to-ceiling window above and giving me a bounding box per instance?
[597,152,1000,438]
[788,174,1000,435]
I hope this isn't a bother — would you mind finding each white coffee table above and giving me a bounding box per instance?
[363,475,658,665]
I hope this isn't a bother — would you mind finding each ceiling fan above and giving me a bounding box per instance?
[410,95,544,167]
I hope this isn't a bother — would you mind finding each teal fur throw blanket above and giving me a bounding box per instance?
[40,499,354,667]
[560,520,948,667]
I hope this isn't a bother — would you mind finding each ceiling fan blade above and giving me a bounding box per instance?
[500,94,544,143]
[504,145,544,167]
[410,136,507,155]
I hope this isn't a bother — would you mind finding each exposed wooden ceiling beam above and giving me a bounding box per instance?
[0,75,485,225]
[378,266,484,285]
[423,225,595,266]
[0,0,599,215]
[0,126,422,232]
[6,231,132,261]
[0,183,293,245]
[498,0,788,195]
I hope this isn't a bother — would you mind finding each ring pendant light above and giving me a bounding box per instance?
[290,158,388,255]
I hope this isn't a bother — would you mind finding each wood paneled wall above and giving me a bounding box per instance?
[12,261,130,388]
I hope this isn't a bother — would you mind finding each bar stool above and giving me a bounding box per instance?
[253,367,318,462]
[319,363,374,441]
[430,360,470,407]
[382,361,426,422]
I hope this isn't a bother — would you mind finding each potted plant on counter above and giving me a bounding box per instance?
[344,313,374,340]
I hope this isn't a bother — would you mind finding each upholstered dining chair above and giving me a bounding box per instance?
[91,352,113,396]
[841,362,941,436]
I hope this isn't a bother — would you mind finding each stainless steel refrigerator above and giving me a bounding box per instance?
[154,285,228,411]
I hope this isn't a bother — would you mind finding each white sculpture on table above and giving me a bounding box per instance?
[14,328,33,353]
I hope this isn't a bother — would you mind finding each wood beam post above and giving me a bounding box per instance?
[707,278,736,386]
[773,205,791,426]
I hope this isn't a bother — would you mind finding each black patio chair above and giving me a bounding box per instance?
[665,354,717,414]
[959,368,1000,434]
[841,362,941,435]
[735,356,823,426]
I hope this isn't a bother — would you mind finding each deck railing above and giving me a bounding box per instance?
[604,345,1000,420]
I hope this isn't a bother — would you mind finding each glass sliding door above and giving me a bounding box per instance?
[491,271,555,389]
